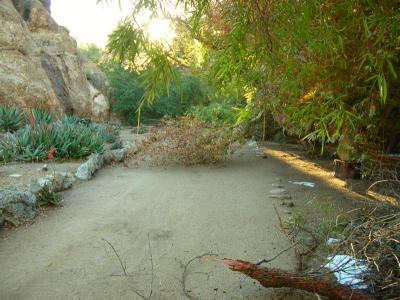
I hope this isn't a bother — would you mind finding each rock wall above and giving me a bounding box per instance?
[0,0,110,121]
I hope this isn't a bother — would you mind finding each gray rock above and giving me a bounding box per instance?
[102,150,114,165]
[269,188,288,195]
[269,194,292,200]
[30,172,75,193]
[0,189,36,226]
[269,188,291,200]
[111,148,128,162]
[75,153,104,180]
[102,147,129,164]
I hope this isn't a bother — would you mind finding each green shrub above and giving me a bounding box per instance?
[101,62,144,125]
[190,102,236,127]
[283,92,360,153]
[79,43,103,64]
[102,61,206,125]
[0,107,25,132]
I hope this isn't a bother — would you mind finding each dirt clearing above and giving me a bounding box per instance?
[0,143,367,299]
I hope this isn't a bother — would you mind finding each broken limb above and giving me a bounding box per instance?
[223,259,375,300]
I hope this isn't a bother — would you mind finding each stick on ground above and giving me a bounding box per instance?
[182,253,218,300]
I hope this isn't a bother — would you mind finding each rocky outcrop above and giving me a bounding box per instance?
[0,0,110,121]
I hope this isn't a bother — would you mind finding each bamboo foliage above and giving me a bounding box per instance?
[102,0,400,154]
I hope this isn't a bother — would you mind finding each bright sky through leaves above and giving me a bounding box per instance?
[52,0,176,47]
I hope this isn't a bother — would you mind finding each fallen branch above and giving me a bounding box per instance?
[182,253,218,300]
[223,259,375,300]
[367,179,400,192]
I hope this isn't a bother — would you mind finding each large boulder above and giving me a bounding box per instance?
[0,0,110,121]
[0,189,36,226]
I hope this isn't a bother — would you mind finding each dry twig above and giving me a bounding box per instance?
[273,204,303,271]
[182,253,218,300]
[102,238,128,276]
[102,235,155,300]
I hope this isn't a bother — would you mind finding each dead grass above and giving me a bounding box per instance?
[326,207,400,298]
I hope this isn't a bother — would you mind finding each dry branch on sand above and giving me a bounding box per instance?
[223,259,374,300]
[222,207,399,299]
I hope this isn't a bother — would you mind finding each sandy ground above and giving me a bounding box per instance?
[0,142,369,300]
[0,161,82,190]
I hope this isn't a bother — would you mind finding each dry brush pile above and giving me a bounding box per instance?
[131,116,235,166]
[330,208,400,298]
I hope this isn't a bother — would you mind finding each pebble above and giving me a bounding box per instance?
[327,238,342,245]
[269,187,291,199]
[269,194,292,200]
[9,174,22,178]
[269,188,288,195]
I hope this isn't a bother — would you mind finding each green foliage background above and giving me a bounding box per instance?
[105,63,206,124]
[80,45,209,125]
[98,0,400,160]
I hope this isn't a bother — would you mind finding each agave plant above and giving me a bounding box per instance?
[53,121,104,159]
[28,109,53,125]
[0,133,17,162]
[90,123,118,144]
[0,111,112,162]
[37,185,61,207]
[0,106,25,132]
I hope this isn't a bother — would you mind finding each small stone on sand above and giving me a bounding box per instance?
[269,188,288,195]
[269,194,292,200]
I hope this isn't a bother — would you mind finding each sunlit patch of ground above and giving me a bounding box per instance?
[264,142,398,206]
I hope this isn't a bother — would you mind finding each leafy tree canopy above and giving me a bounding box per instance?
[100,0,400,156]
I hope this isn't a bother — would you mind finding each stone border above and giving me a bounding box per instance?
[75,148,128,180]
[0,146,130,227]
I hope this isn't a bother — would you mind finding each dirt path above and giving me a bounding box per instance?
[0,143,365,299]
